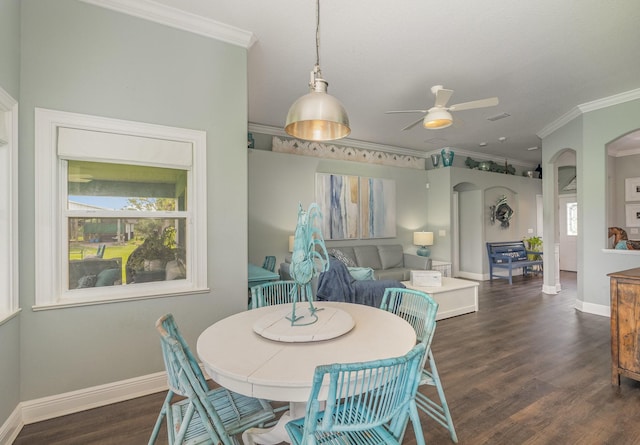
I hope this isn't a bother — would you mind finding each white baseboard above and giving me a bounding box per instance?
[456,271,484,281]
[542,284,558,294]
[21,371,168,425]
[575,299,610,318]
[0,405,23,445]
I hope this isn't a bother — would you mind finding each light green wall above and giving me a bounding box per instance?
[426,167,542,275]
[542,99,640,308]
[0,0,21,430]
[248,148,429,267]
[458,189,483,274]
[0,0,20,97]
[248,151,542,278]
[18,0,248,400]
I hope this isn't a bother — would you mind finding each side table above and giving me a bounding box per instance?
[431,260,452,277]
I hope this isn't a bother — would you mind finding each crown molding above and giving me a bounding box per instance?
[79,0,256,48]
[578,88,640,113]
[537,88,640,139]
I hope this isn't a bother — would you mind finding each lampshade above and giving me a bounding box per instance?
[413,231,434,257]
[413,231,434,246]
[424,109,453,129]
[288,235,295,253]
[285,76,350,141]
[284,0,350,142]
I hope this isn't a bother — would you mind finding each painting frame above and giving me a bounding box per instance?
[625,204,640,227]
[625,177,640,201]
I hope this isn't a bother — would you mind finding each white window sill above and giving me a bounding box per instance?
[0,308,21,327]
[32,287,210,311]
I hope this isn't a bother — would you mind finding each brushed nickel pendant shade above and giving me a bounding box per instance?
[284,0,350,141]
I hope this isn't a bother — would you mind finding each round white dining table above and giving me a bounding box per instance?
[196,301,416,445]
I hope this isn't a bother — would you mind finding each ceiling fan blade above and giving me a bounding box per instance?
[448,97,499,111]
[402,116,425,131]
[434,88,453,108]
[385,109,428,114]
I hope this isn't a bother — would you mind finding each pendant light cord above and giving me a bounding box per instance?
[315,0,321,70]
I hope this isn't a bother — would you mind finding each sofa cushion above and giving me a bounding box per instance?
[377,244,404,269]
[353,246,383,270]
[375,268,410,281]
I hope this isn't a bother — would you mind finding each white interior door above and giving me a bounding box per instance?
[558,194,577,271]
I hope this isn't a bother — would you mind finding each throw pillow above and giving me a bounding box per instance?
[95,268,121,287]
[347,267,375,281]
[329,248,356,267]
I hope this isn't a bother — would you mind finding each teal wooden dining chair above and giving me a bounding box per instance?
[380,287,458,443]
[250,280,312,309]
[262,255,276,272]
[149,314,275,445]
[285,343,428,445]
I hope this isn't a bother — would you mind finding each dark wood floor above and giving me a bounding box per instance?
[15,272,640,444]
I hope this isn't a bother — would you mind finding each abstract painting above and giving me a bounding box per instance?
[315,173,360,240]
[360,177,396,238]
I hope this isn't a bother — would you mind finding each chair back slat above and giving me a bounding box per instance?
[303,343,426,439]
[156,314,208,394]
[161,334,228,444]
[380,288,439,350]
[250,280,313,309]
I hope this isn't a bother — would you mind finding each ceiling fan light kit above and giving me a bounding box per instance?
[424,108,453,129]
[284,0,350,142]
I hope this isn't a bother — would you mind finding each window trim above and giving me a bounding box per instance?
[34,108,208,308]
[0,86,19,323]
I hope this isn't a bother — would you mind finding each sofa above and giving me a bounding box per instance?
[280,244,432,282]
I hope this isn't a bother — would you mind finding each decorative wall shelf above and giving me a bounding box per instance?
[272,136,426,170]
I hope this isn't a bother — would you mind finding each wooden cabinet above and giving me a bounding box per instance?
[609,267,640,385]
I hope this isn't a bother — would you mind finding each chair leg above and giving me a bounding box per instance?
[415,351,458,443]
[148,390,174,445]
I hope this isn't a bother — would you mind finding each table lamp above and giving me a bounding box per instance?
[413,231,434,257]
[288,235,295,253]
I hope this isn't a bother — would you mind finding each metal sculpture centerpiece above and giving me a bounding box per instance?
[288,203,330,326]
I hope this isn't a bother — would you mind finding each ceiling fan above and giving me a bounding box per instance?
[385,85,499,130]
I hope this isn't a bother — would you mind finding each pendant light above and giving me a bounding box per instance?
[285,0,350,141]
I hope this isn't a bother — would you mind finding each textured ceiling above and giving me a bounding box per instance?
[150,0,640,165]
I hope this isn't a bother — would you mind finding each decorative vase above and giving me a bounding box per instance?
[430,154,441,168]
[441,148,454,167]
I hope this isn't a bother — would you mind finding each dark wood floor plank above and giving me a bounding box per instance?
[15,272,640,444]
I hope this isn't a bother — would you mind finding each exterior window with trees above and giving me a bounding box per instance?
[35,109,207,308]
